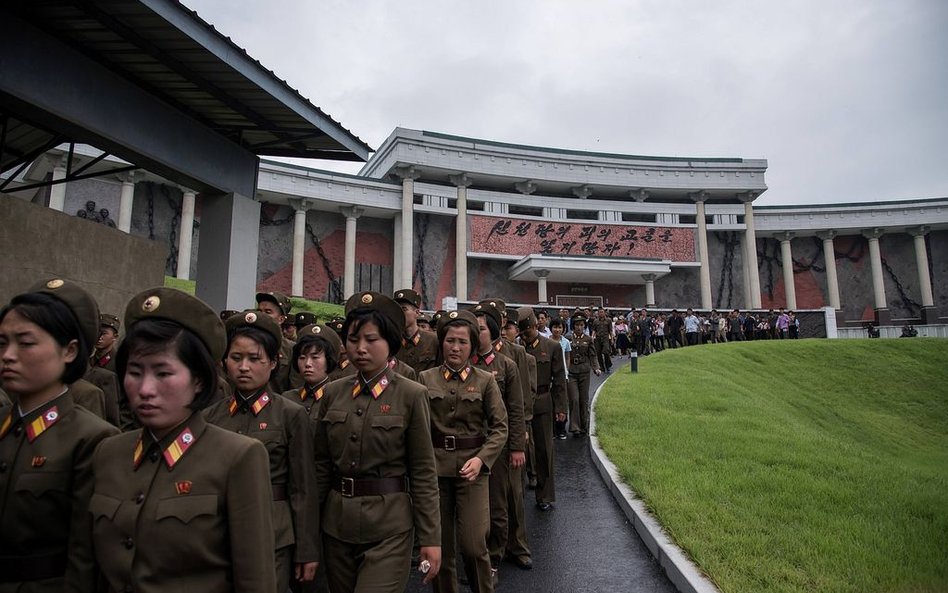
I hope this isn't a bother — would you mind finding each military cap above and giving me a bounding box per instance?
[478,298,507,316]
[99,313,121,333]
[297,323,343,356]
[436,309,479,342]
[125,287,226,361]
[255,291,292,316]
[220,310,240,322]
[393,288,422,309]
[504,307,519,326]
[571,309,589,324]
[469,301,502,330]
[517,306,538,332]
[327,316,346,337]
[294,311,317,329]
[27,277,100,351]
[431,310,448,325]
[345,291,405,333]
[225,309,283,349]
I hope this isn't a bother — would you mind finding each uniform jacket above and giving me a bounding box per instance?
[335,357,418,382]
[280,377,331,425]
[523,335,567,416]
[0,392,118,593]
[495,339,535,421]
[82,366,121,427]
[471,350,525,452]
[418,365,508,476]
[67,379,107,423]
[203,390,319,562]
[568,332,600,374]
[87,414,276,593]
[396,330,439,375]
[314,368,441,546]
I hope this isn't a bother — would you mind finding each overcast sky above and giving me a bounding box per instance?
[184,0,947,206]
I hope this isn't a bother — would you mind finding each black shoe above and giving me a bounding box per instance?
[511,555,533,570]
[556,432,567,440]
[536,502,553,512]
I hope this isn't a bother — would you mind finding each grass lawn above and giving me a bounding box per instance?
[596,339,948,593]
[162,277,344,320]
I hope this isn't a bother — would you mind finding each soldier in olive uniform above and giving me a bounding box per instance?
[417,312,432,333]
[281,323,341,422]
[470,302,526,581]
[205,310,319,592]
[255,291,298,392]
[567,312,602,436]
[295,311,318,332]
[419,311,508,593]
[518,307,567,511]
[591,308,614,372]
[91,313,120,372]
[314,292,441,593]
[0,278,119,592]
[394,289,439,374]
[87,287,276,593]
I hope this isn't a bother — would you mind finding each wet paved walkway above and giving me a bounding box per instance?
[407,357,678,593]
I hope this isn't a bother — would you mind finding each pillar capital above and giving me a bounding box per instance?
[287,198,312,212]
[340,206,364,220]
[630,189,649,202]
[642,273,657,282]
[449,173,474,188]
[117,170,138,184]
[394,166,421,181]
[815,230,837,241]
[533,269,551,279]
[737,191,760,204]
[688,190,709,203]
[774,231,794,243]
[862,227,885,240]
[514,180,538,195]
[572,185,593,199]
[908,225,931,238]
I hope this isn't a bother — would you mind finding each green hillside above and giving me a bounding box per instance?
[596,339,948,593]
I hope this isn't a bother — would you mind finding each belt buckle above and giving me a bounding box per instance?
[340,477,355,497]
[444,435,456,451]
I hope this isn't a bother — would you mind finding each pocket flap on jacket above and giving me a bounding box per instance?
[155,494,219,523]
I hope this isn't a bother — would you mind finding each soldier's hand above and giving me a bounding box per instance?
[555,412,567,422]
[510,451,526,468]
[419,546,442,584]
[594,369,602,376]
[460,457,483,481]
[296,561,318,582]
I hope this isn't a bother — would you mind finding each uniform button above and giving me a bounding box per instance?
[123,537,134,549]
[355,408,363,416]
[148,451,160,463]
[449,389,456,395]
[135,493,145,504]
[349,461,356,468]
[349,433,358,442]
[13,426,22,437]
[450,406,455,412]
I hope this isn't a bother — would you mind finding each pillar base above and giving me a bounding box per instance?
[874,308,891,326]
[920,306,940,325]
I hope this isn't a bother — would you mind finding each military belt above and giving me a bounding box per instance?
[332,475,408,497]
[432,433,486,451]
[536,384,551,395]
[0,551,67,582]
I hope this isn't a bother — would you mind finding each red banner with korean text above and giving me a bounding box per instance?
[469,215,696,261]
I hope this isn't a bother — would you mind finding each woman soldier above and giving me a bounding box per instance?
[314,291,441,593]
[0,278,119,592]
[204,311,318,592]
[85,287,276,593]
[282,323,342,421]
[418,310,508,593]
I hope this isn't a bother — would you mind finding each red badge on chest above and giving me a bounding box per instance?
[31,456,46,467]
[379,404,392,414]
[175,481,192,495]
[259,422,268,430]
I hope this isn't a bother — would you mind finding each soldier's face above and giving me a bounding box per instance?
[258,301,286,325]
[400,303,418,330]
[442,325,473,368]
[502,323,519,342]
[476,316,493,351]
[0,310,78,398]
[298,345,328,384]
[96,327,118,350]
[282,324,297,341]
[573,320,585,334]
[225,335,277,393]
[346,321,390,375]
[123,346,201,437]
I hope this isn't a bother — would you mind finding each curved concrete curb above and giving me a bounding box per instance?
[589,377,722,593]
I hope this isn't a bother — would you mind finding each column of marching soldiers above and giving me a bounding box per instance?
[0,280,614,593]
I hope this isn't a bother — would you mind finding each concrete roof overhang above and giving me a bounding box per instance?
[507,254,673,285]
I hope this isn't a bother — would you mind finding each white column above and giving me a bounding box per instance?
[175,189,196,280]
[449,174,473,301]
[289,200,309,297]
[643,273,657,308]
[392,213,402,290]
[395,167,421,289]
[864,228,887,311]
[341,206,364,299]
[691,193,712,309]
[817,230,841,309]
[117,172,136,233]
[911,226,934,308]
[741,194,762,308]
[534,269,550,304]
[48,160,67,211]
[775,231,797,309]
[741,240,753,309]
